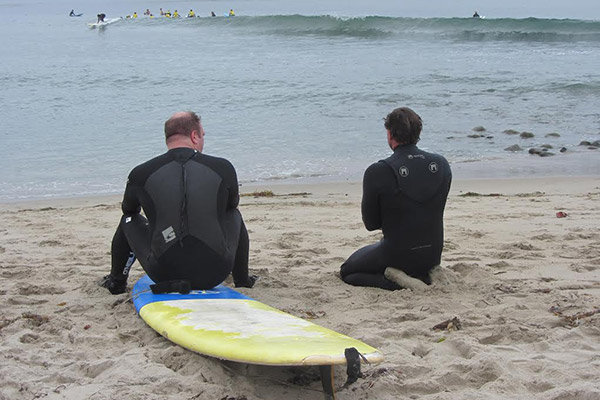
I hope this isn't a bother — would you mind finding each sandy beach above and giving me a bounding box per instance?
[1,176,599,400]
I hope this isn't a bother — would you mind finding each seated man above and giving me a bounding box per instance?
[340,107,451,290]
[102,111,256,294]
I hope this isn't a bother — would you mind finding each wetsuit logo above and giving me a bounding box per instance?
[123,251,136,275]
[429,162,438,173]
[399,166,409,177]
[162,226,177,243]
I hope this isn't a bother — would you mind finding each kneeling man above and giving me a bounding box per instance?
[340,107,451,290]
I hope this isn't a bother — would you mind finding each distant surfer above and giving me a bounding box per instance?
[160,8,165,16]
[473,11,480,18]
[144,9,151,16]
[187,9,195,18]
[340,107,452,290]
[101,111,257,295]
[97,13,106,23]
[229,9,235,16]
[211,11,216,17]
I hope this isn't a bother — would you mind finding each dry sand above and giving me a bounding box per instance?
[1,176,599,400]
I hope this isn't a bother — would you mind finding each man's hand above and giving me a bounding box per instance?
[100,274,127,295]
[234,274,258,289]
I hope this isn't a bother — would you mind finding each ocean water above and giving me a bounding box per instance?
[1,0,599,201]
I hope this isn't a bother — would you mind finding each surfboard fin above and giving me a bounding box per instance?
[319,365,335,400]
[319,347,366,399]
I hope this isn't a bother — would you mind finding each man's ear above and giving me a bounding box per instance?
[190,130,200,144]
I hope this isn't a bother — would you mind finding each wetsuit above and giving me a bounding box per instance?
[110,147,250,289]
[340,144,451,290]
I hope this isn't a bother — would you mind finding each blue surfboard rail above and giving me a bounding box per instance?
[132,275,251,313]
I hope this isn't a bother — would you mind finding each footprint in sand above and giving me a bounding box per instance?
[81,359,116,378]
[17,284,66,295]
[38,239,63,247]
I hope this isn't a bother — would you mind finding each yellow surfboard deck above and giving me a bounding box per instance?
[133,276,383,366]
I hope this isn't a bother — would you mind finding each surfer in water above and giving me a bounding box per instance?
[340,107,452,290]
[97,13,106,23]
[473,11,480,18]
[102,111,257,294]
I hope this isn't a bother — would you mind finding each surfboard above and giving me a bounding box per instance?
[87,17,121,29]
[132,275,383,398]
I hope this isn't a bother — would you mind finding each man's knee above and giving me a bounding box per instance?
[340,272,357,285]
[120,214,149,238]
[339,259,354,280]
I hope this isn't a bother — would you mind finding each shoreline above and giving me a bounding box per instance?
[1,150,598,204]
[1,174,598,209]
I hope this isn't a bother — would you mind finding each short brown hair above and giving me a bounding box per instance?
[164,111,201,139]
[384,107,422,145]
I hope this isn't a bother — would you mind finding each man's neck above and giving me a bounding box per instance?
[167,142,195,150]
[166,137,198,151]
[393,142,415,151]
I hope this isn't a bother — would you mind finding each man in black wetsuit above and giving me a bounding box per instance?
[101,111,256,294]
[340,107,451,290]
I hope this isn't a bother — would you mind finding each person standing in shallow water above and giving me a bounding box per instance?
[101,111,257,294]
[340,107,452,290]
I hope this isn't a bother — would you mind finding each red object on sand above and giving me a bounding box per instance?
[556,211,568,218]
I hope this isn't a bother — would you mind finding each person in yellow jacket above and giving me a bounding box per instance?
[132,12,138,18]
[229,9,235,16]
[173,10,180,18]
[187,9,195,18]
